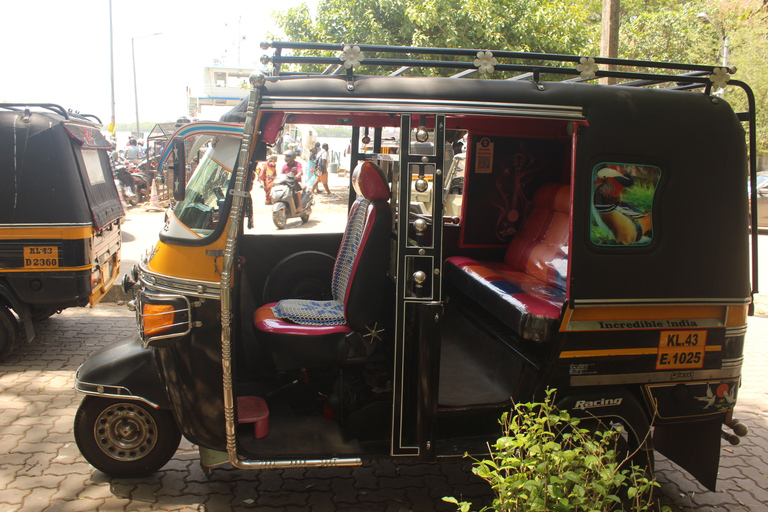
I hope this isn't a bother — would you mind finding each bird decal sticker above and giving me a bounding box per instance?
[591,165,655,245]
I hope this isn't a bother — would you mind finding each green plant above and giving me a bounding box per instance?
[444,389,668,512]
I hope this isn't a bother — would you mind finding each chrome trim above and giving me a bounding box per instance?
[570,365,742,387]
[0,222,93,228]
[75,377,160,409]
[136,291,193,347]
[259,96,585,120]
[221,75,268,470]
[725,325,748,336]
[139,260,220,299]
[572,297,751,306]
[721,357,744,369]
[214,458,362,470]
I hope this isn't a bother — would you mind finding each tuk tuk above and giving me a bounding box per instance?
[0,103,124,362]
[74,43,756,492]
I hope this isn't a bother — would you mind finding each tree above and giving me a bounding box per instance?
[272,0,768,153]
[272,0,599,63]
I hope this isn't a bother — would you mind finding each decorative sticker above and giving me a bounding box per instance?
[474,137,494,174]
[591,163,660,246]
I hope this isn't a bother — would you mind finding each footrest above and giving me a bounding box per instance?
[237,396,270,439]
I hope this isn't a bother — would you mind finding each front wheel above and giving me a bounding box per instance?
[300,211,311,223]
[273,206,287,229]
[74,396,181,477]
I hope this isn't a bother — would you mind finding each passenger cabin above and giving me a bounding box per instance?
[117,43,756,491]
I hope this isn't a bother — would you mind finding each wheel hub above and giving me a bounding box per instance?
[94,403,157,461]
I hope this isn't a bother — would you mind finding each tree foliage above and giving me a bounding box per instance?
[272,0,599,56]
[272,0,768,153]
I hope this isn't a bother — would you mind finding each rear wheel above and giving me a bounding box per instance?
[74,396,181,477]
[0,306,20,363]
[30,307,57,322]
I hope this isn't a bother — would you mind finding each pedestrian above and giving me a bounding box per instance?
[258,154,278,204]
[124,138,141,161]
[307,142,320,181]
[312,143,331,195]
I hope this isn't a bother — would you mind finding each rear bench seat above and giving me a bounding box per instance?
[444,183,570,342]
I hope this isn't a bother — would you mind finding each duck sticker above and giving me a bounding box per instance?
[591,163,661,246]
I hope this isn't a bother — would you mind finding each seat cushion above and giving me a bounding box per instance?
[255,304,352,336]
[444,183,570,342]
[254,304,352,370]
[444,256,564,341]
[270,299,346,326]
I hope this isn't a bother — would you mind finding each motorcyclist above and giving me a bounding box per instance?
[281,151,304,209]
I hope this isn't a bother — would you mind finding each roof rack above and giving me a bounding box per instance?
[259,41,735,93]
[0,103,102,124]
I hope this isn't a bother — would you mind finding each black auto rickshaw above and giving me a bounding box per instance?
[74,44,756,493]
[0,103,124,361]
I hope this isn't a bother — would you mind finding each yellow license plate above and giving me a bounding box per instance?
[23,246,59,268]
[655,330,706,370]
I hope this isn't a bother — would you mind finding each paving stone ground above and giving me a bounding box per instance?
[0,303,766,511]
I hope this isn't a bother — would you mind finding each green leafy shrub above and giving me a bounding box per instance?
[444,389,667,512]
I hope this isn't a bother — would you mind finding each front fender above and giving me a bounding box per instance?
[75,335,171,409]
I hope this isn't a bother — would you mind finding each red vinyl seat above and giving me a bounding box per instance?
[444,183,570,342]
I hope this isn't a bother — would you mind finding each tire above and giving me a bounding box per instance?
[74,396,181,478]
[272,206,287,230]
[30,307,57,322]
[301,212,311,223]
[0,306,20,363]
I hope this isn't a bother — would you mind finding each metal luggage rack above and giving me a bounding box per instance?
[259,41,736,94]
[0,103,102,124]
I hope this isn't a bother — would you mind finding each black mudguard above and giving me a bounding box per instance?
[75,335,171,409]
[654,416,723,491]
[556,388,653,468]
[0,282,34,342]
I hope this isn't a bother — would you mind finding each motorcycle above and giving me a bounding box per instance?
[130,169,149,203]
[115,163,140,205]
[270,172,313,229]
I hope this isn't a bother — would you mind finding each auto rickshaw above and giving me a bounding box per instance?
[75,43,757,492]
[0,103,124,362]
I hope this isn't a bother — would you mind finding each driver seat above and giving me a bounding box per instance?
[254,160,392,370]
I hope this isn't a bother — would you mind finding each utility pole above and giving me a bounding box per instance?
[601,0,620,85]
[108,0,116,142]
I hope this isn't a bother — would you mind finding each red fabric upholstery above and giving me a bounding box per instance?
[445,183,570,342]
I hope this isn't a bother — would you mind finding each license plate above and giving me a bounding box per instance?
[656,330,707,370]
[23,246,59,268]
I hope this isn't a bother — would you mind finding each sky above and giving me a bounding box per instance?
[1,0,314,128]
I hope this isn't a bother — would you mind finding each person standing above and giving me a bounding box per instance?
[312,143,331,195]
[258,154,278,204]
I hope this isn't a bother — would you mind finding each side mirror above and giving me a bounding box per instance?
[171,136,186,201]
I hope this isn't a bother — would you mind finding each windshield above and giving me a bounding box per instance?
[163,135,241,240]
